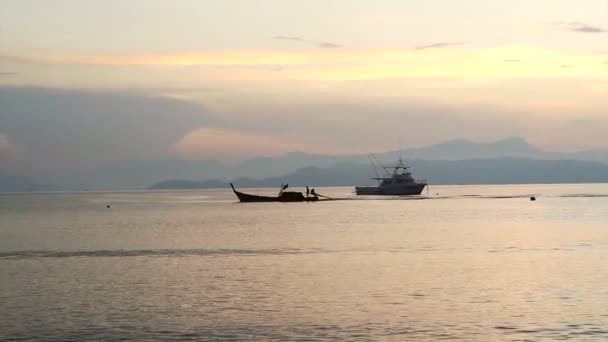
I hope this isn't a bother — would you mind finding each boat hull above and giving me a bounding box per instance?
[231,184,319,203]
[233,191,279,202]
[355,183,426,196]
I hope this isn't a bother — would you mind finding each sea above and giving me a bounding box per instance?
[1,184,608,341]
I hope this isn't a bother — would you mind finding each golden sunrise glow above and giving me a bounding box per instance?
[3,0,608,164]
[6,45,607,83]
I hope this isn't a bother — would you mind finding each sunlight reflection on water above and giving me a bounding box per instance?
[1,184,608,341]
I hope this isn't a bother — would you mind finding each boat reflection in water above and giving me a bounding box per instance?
[230,183,320,202]
[356,157,427,196]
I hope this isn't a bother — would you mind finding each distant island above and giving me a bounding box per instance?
[3,137,608,191]
[0,171,53,192]
[150,158,608,189]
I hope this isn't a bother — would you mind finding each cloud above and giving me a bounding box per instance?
[2,45,606,86]
[0,52,310,67]
[273,36,303,41]
[0,133,22,157]
[502,59,576,69]
[415,42,467,50]
[173,127,328,163]
[318,42,342,48]
[273,36,342,48]
[549,22,607,33]
[0,55,42,64]
[0,86,213,173]
[2,72,608,183]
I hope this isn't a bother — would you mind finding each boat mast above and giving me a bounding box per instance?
[370,154,392,176]
[368,154,381,180]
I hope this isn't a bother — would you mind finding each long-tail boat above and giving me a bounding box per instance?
[230,183,319,203]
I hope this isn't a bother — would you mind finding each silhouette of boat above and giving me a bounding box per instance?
[230,183,319,202]
[356,156,427,196]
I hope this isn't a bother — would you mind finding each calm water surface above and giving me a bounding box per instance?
[1,184,608,341]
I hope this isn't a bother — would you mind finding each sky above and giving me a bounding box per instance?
[1,0,608,174]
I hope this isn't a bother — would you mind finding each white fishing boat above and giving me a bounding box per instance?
[356,157,427,196]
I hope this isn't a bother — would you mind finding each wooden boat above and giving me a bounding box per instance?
[230,183,319,203]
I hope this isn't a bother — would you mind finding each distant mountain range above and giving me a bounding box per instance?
[379,137,608,163]
[0,171,52,192]
[3,137,608,191]
[150,158,608,189]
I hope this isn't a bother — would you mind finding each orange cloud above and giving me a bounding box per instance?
[0,133,22,157]
[174,127,314,163]
[174,127,364,163]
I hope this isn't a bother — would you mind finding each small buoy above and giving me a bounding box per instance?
[530,196,536,201]
[106,204,111,208]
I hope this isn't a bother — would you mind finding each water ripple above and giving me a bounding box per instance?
[0,248,335,260]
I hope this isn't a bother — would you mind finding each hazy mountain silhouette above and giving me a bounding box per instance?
[150,158,608,189]
[29,137,608,190]
[219,137,608,181]
[386,137,547,160]
[0,170,51,192]
[48,159,228,190]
